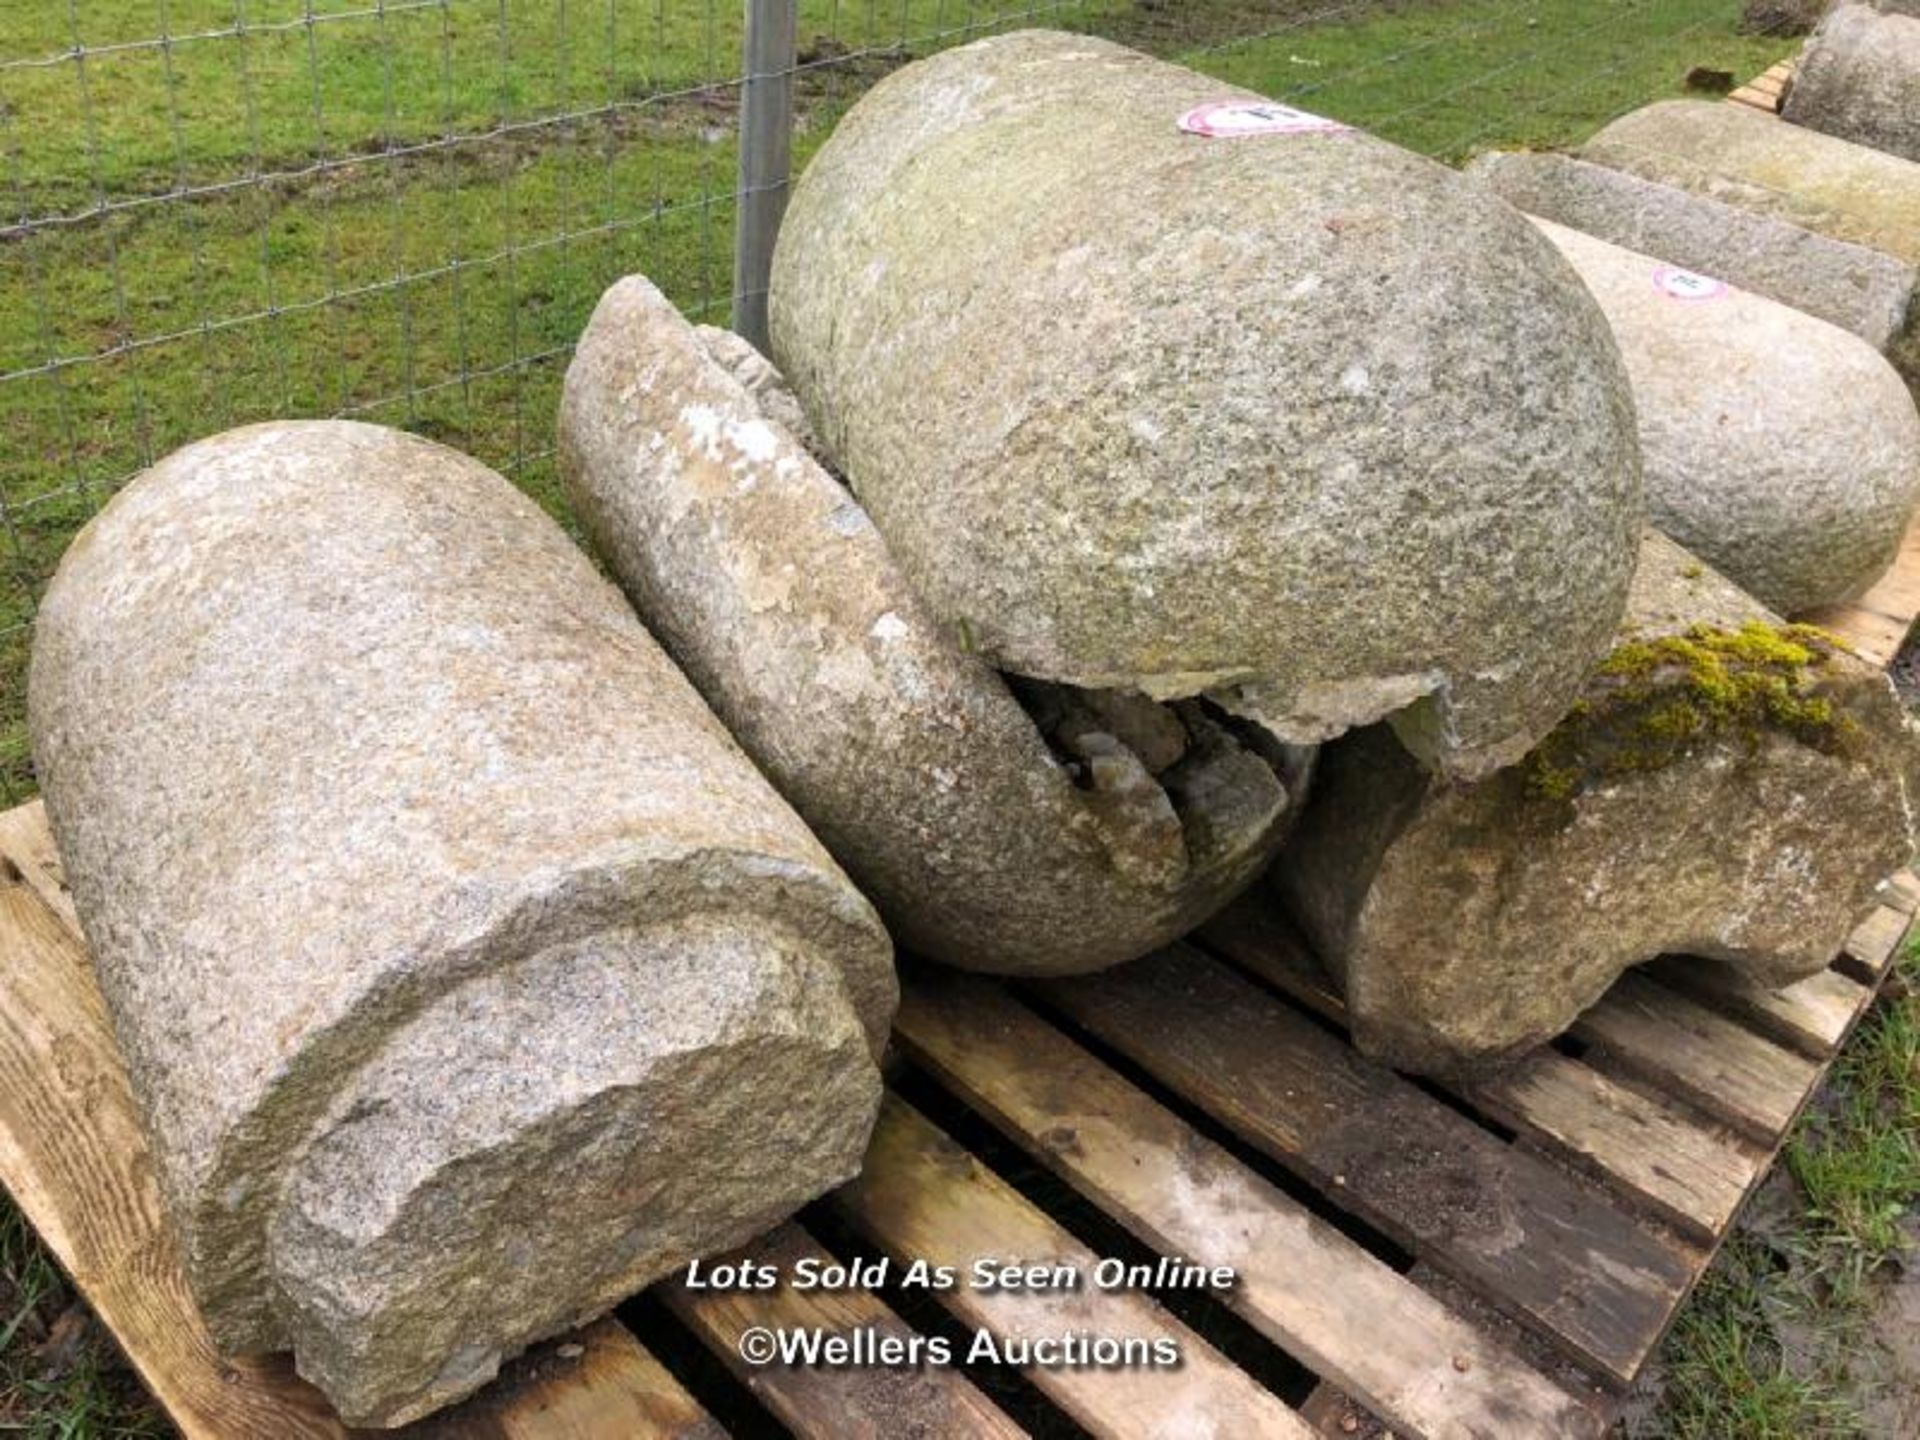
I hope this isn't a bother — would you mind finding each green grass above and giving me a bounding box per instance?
[1649,935,1920,1438]
[1,1204,167,1438]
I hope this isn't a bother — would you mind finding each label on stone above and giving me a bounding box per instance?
[1177,101,1348,138]
[1651,265,1729,302]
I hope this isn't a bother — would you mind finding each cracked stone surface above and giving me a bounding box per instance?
[1785,3,1920,165]
[1272,530,1919,1078]
[768,29,1642,779]
[560,276,1308,976]
[1532,218,1920,615]
[28,420,895,1426]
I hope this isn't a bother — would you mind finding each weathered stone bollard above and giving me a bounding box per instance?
[1581,101,1920,267]
[28,421,896,1427]
[770,29,1642,780]
[1785,3,1920,164]
[560,277,1308,976]
[1531,219,1920,615]
[1467,150,1920,367]
[1273,530,1918,1078]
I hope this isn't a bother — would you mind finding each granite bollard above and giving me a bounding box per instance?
[770,29,1643,779]
[560,277,1308,976]
[1273,531,1918,1078]
[1784,3,1920,164]
[28,420,896,1426]
[1531,219,1920,614]
[1467,150,1920,371]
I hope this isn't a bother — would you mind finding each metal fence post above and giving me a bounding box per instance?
[733,0,798,355]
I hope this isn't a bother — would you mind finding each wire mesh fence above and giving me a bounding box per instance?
[0,0,1792,798]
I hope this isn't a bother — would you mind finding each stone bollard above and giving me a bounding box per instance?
[1580,100,1920,268]
[28,421,896,1427]
[1272,530,1918,1079]
[1530,219,1920,615]
[1467,151,1920,377]
[559,276,1309,976]
[770,30,1642,780]
[1785,3,1920,164]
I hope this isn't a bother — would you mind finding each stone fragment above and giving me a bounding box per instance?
[559,277,1308,976]
[28,421,895,1426]
[1530,219,1920,615]
[770,29,1642,779]
[1467,150,1920,362]
[1784,3,1920,164]
[1272,530,1918,1078]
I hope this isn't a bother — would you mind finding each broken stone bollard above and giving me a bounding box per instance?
[1785,3,1920,164]
[1581,100,1920,267]
[1272,530,1918,1078]
[28,421,896,1427]
[559,276,1308,976]
[770,29,1642,780]
[1467,150,1920,367]
[1531,219,1920,615]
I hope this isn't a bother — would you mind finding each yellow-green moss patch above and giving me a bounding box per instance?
[1524,620,1859,801]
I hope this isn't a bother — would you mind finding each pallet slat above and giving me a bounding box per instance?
[1202,896,1771,1241]
[1472,1051,1758,1244]
[0,837,713,1440]
[1650,957,1868,1058]
[1040,949,1697,1385]
[896,973,1602,1439]
[662,1222,1023,1439]
[1845,903,1911,978]
[1572,972,1819,1142]
[835,1094,1316,1439]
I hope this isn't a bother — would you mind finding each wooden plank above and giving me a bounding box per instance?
[1571,971,1819,1143]
[836,1094,1316,1440]
[1648,957,1870,1058]
[895,973,1603,1439]
[417,1323,724,1440]
[0,799,80,935]
[0,856,712,1440]
[1470,1050,1758,1244]
[1844,903,1911,978]
[1040,949,1697,1385]
[1802,603,1909,667]
[662,1221,1025,1439]
[1878,870,1920,916]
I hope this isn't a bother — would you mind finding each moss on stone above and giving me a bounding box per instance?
[1523,619,1859,801]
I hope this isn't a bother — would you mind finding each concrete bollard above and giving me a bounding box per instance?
[1785,3,1920,164]
[28,421,896,1426]
[1532,219,1920,615]
[559,277,1309,976]
[1272,530,1918,1079]
[770,30,1642,780]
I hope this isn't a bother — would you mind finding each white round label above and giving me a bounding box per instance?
[1652,265,1729,302]
[1177,101,1348,138]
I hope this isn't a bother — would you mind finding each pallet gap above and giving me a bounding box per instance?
[618,1290,790,1439]
[795,1192,1093,1439]
[1007,980,1419,1274]
[885,1063,1323,1409]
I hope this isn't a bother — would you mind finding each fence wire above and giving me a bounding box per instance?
[0,0,1788,797]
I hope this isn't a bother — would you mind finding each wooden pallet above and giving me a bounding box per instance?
[3,756,1917,1439]
[1726,57,1794,115]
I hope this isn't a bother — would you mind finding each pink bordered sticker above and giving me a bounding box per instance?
[1178,100,1349,138]
[1652,264,1729,302]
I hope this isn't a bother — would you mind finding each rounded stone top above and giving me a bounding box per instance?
[771,29,1642,776]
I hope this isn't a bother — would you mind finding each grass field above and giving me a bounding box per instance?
[2,2,1861,1435]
